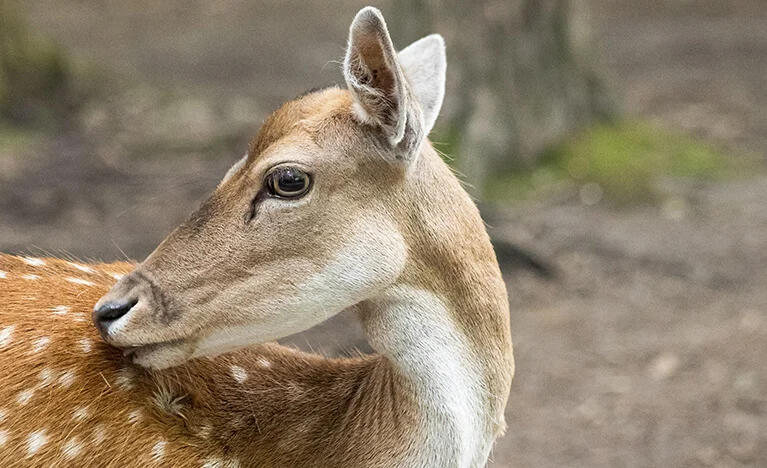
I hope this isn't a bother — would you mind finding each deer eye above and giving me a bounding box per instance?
[265,167,311,199]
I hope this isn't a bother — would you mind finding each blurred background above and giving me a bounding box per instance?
[1,0,766,466]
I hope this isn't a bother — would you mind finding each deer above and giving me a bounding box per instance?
[0,7,513,468]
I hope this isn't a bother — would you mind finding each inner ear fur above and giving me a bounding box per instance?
[343,7,424,163]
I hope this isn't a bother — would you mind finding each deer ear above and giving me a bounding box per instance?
[343,7,423,161]
[397,34,446,136]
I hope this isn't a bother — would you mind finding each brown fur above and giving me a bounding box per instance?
[1,54,512,468]
[0,255,420,467]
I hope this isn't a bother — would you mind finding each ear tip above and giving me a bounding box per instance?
[357,6,383,17]
[352,6,386,30]
[424,34,446,47]
[399,34,447,67]
[405,34,446,55]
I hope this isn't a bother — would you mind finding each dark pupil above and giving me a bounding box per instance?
[277,169,306,194]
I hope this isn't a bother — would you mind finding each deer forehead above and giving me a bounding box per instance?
[238,87,396,178]
[246,87,354,160]
[211,87,405,227]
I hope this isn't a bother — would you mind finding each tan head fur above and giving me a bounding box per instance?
[93,8,454,372]
[2,7,513,467]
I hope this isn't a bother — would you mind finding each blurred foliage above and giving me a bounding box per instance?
[483,122,745,205]
[0,122,36,152]
[393,0,616,194]
[0,0,72,124]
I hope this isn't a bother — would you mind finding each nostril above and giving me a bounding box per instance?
[94,299,138,324]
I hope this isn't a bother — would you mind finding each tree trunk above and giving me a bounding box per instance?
[390,0,616,194]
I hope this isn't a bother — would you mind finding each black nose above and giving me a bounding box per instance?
[93,299,137,325]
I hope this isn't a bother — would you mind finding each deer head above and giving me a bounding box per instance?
[93,7,449,370]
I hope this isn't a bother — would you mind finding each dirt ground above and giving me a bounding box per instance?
[1,1,766,467]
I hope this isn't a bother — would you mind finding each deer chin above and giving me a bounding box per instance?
[124,337,199,370]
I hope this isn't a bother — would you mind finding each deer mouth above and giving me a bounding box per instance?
[120,338,198,370]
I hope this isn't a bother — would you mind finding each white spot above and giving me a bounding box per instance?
[62,437,82,459]
[66,277,95,286]
[194,421,213,440]
[67,262,95,274]
[80,338,93,353]
[151,439,166,461]
[0,409,6,422]
[116,367,135,390]
[72,406,89,422]
[27,429,47,456]
[0,326,15,347]
[39,368,55,387]
[128,409,143,424]
[230,365,248,384]
[22,274,41,281]
[109,272,124,280]
[257,357,272,368]
[92,425,107,445]
[51,305,70,315]
[0,271,6,279]
[72,313,87,322]
[202,458,241,468]
[32,337,50,353]
[58,370,76,388]
[23,257,46,267]
[17,389,35,405]
[0,429,7,447]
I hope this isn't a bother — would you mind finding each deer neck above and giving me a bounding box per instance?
[357,147,514,468]
[358,288,490,467]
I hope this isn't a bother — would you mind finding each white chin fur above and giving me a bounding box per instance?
[130,340,197,370]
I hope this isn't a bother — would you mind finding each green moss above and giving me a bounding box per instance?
[0,1,71,124]
[486,122,748,205]
[0,123,35,152]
